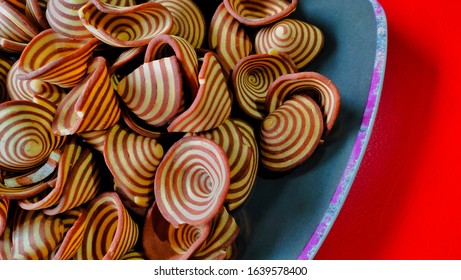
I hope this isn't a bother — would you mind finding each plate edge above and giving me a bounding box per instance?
[298,0,388,260]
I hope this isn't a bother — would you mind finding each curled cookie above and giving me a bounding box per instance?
[18,29,100,88]
[17,137,101,215]
[117,56,183,127]
[0,198,8,237]
[154,136,230,227]
[143,203,238,260]
[0,1,40,53]
[52,57,121,135]
[260,94,324,172]
[168,52,231,132]
[0,98,66,172]
[145,34,199,95]
[209,3,252,71]
[266,72,341,138]
[192,119,256,211]
[51,208,87,260]
[255,19,324,69]
[232,52,297,120]
[152,0,206,48]
[78,0,173,47]
[223,0,298,27]
[7,61,66,104]
[0,55,13,103]
[103,124,164,209]
[11,208,65,259]
[78,129,107,153]
[25,0,50,30]
[74,192,139,260]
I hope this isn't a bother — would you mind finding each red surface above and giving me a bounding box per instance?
[315,0,461,259]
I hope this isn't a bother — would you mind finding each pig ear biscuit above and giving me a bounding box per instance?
[192,119,255,211]
[0,55,13,103]
[223,0,298,27]
[254,19,324,69]
[232,52,297,120]
[154,136,230,228]
[142,202,211,260]
[47,0,136,39]
[78,0,173,48]
[52,56,121,136]
[0,1,40,52]
[145,34,199,96]
[7,61,66,104]
[0,198,9,237]
[151,0,206,48]
[260,94,324,172]
[167,52,232,133]
[117,56,183,127]
[0,99,66,172]
[103,123,164,209]
[73,192,139,260]
[18,29,100,88]
[208,2,252,71]
[265,72,341,138]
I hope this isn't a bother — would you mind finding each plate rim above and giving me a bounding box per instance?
[297,0,388,260]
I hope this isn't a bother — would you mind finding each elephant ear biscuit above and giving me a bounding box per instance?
[223,0,298,27]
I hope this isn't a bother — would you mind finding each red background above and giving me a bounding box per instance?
[315,0,461,259]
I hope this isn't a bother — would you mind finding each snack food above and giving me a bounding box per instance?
[0,0,340,260]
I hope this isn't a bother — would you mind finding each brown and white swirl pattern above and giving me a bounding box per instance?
[143,202,210,260]
[145,34,199,95]
[209,3,252,71]
[18,137,101,215]
[154,136,230,227]
[18,29,100,88]
[0,99,66,172]
[151,0,205,48]
[266,72,341,138]
[117,56,183,127]
[52,56,121,135]
[78,0,173,48]
[74,192,139,260]
[50,208,87,260]
[7,61,66,104]
[0,1,40,52]
[232,52,297,120]
[167,52,232,133]
[11,208,65,260]
[0,55,13,103]
[25,0,50,30]
[260,94,324,171]
[255,19,324,69]
[223,0,298,27]
[103,124,164,209]
[192,119,255,211]
[78,129,107,153]
[0,198,8,237]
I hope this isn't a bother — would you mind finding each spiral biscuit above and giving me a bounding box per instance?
[255,19,324,69]
[18,29,100,88]
[103,124,164,209]
[78,0,173,48]
[265,72,341,138]
[151,0,206,48]
[232,52,297,120]
[74,192,139,260]
[145,34,199,95]
[223,0,298,27]
[154,136,230,227]
[208,3,252,71]
[0,99,66,172]
[260,94,324,171]
[25,0,50,30]
[7,61,66,104]
[52,56,121,135]
[117,56,183,127]
[0,198,9,237]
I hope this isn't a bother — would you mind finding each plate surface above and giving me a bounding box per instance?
[229,0,388,259]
